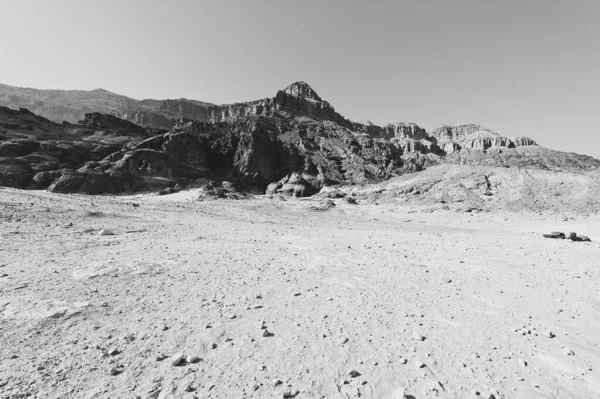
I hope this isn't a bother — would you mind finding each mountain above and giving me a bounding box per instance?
[1,81,599,213]
[0,83,214,129]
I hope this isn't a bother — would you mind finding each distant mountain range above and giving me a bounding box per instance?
[1,81,598,208]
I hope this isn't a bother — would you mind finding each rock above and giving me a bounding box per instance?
[262,329,274,337]
[347,370,361,378]
[543,331,555,338]
[413,332,426,341]
[543,232,565,239]
[399,357,407,364]
[158,186,178,195]
[170,353,185,366]
[186,355,200,363]
[273,379,282,387]
[155,353,167,361]
[518,358,527,367]
[563,347,575,356]
[567,232,577,240]
[98,229,115,236]
[415,360,426,368]
[184,384,194,392]
[109,367,121,376]
[107,348,120,356]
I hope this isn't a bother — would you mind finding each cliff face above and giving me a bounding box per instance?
[1,81,591,197]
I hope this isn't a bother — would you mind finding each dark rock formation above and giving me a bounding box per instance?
[1,82,597,198]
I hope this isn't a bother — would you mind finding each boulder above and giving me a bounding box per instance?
[266,182,282,195]
[48,171,116,194]
[268,173,317,197]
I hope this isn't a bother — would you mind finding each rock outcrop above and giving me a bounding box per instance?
[0,82,596,198]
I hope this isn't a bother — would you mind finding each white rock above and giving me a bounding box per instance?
[171,353,185,366]
[563,347,575,356]
[98,229,115,236]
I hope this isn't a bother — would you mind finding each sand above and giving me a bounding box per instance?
[1,187,599,398]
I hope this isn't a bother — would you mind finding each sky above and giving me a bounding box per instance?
[1,0,599,157]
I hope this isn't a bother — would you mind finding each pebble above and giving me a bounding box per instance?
[98,228,115,236]
[340,337,349,345]
[273,379,282,387]
[253,384,260,391]
[109,367,121,376]
[262,329,274,337]
[347,370,361,378]
[171,353,185,366]
[184,384,194,392]
[543,331,555,338]
[186,355,200,363]
[415,360,426,368]
[563,347,575,356]
[518,358,527,367]
[283,391,299,398]
[413,332,425,341]
[399,357,407,365]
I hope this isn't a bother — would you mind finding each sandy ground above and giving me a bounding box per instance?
[1,187,599,399]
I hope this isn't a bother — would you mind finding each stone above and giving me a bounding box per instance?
[518,358,527,367]
[563,347,575,356]
[543,331,555,338]
[273,379,282,387]
[109,367,121,376]
[413,332,426,341]
[186,355,200,364]
[543,232,565,239]
[347,370,361,378]
[262,329,274,337]
[415,360,426,368]
[155,353,167,361]
[399,357,408,364]
[170,353,185,366]
[98,228,115,236]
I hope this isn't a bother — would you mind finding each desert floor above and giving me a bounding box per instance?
[1,187,599,399]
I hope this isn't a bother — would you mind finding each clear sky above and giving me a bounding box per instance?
[1,0,599,157]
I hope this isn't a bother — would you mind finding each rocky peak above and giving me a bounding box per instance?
[282,82,323,103]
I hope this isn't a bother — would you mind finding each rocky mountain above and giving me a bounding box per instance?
[0,83,214,130]
[1,81,599,204]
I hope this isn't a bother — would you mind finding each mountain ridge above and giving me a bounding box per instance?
[1,81,598,212]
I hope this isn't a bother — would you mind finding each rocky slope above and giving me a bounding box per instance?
[1,82,599,209]
[0,83,214,130]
